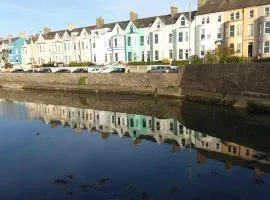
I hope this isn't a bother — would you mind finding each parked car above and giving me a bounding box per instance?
[147,66,170,73]
[25,69,38,73]
[100,67,115,73]
[168,67,181,73]
[72,68,88,73]
[89,67,102,73]
[38,68,52,73]
[55,69,71,73]
[12,69,24,73]
[110,68,126,73]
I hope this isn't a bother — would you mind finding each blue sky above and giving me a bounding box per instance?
[0,0,197,37]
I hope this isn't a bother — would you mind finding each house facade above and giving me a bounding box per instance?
[124,8,197,62]
[197,0,270,59]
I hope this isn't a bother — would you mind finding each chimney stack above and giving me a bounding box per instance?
[130,11,138,22]
[96,17,104,29]
[198,0,207,8]
[43,27,51,34]
[18,32,26,38]
[170,6,178,18]
[68,24,77,31]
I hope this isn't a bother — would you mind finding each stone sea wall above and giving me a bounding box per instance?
[0,73,181,97]
[180,63,270,108]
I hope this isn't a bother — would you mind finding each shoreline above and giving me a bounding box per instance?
[1,82,270,114]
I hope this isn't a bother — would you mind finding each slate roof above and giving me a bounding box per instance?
[133,11,196,28]
[26,35,38,44]
[36,11,196,40]
[198,0,270,15]
[10,37,19,43]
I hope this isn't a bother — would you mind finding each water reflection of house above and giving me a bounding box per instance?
[23,101,270,173]
[195,133,222,153]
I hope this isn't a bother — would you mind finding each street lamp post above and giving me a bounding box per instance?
[189,0,192,64]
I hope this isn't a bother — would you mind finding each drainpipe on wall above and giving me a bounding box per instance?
[89,38,93,63]
[188,0,192,64]
[242,8,245,58]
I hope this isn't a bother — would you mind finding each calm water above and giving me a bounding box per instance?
[0,98,270,200]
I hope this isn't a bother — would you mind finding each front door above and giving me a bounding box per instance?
[248,42,253,58]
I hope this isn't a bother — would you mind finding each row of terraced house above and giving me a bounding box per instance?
[0,0,270,67]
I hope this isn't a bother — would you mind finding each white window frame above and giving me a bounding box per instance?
[155,50,159,60]
[181,17,186,26]
[249,10,254,18]
[169,33,172,43]
[206,17,210,24]
[169,50,173,59]
[178,32,183,42]
[236,43,241,53]
[265,7,270,16]
[217,28,222,39]
[154,34,159,44]
[200,45,205,56]
[264,41,270,53]
[265,22,270,34]
[230,13,234,21]
[178,49,183,60]
[229,25,235,37]
[248,24,254,36]
[218,15,222,23]
[236,12,240,20]
[200,28,205,40]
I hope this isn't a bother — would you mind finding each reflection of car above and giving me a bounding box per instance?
[110,68,125,73]
[38,68,52,73]
[25,69,38,73]
[147,66,170,73]
[12,69,24,73]
[55,69,71,73]
[72,68,88,73]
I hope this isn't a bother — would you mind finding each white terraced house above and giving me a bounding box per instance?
[124,7,196,63]
[90,17,128,65]
[195,11,224,58]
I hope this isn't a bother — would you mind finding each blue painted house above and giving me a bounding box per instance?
[9,37,28,65]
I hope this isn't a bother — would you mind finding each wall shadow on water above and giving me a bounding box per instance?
[179,101,270,152]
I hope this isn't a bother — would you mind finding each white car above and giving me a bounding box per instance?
[89,67,102,73]
[99,67,115,73]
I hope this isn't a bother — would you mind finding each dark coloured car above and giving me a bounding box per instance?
[168,67,181,73]
[110,68,125,73]
[55,69,71,73]
[12,69,24,73]
[72,68,88,73]
[147,66,170,73]
[38,68,52,73]
[25,69,38,73]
